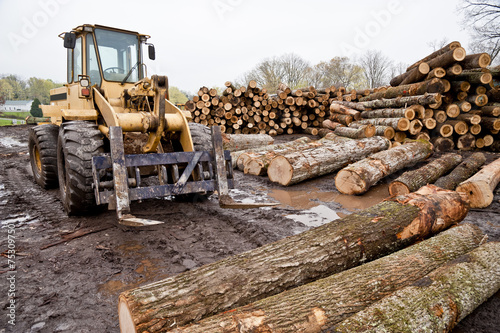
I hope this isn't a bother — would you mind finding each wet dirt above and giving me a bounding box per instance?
[0,125,499,332]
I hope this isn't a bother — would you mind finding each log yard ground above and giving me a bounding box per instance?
[0,124,499,332]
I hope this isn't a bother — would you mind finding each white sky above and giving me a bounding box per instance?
[0,0,471,94]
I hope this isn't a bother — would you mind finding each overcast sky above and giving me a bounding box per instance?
[0,0,471,93]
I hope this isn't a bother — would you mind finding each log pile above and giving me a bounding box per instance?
[118,186,472,332]
[187,81,337,136]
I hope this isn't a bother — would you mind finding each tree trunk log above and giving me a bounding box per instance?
[456,133,476,150]
[333,125,375,139]
[328,100,366,111]
[335,140,433,195]
[461,53,491,69]
[360,79,444,102]
[431,136,455,152]
[426,47,466,70]
[244,135,351,176]
[360,108,415,119]
[330,113,353,126]
[455,70,493,85]
[357,93,442,110]
[351,118,410,131]
[426,67,446,79]
[268,137,390,186]
[167,223,482,333]
[434,152,486,190]
[222,133,273,151]
[480,116,500,131]
[406,41,461,72]
[118,187,470,333]
[390,63,430,86]
[330,103,361,120]
[321,119,345,130]
[234,137,311,170]
[389,153,462,195]
[456,156,500,208]
[331,241,500,333]
[481,103,500,117]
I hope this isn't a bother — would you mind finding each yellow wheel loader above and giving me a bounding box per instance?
[28,24,273,226]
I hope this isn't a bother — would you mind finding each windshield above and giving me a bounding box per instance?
[94,28,141,83]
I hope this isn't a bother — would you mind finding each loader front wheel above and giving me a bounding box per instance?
[29,124,59,189]
[57,121,105,215]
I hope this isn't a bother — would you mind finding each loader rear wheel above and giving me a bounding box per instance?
[28,124,59,189]
[57,121,105,215]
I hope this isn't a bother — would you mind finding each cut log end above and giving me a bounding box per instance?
[389,181,410,196]
[267,156,293,186]
[118,297,136,333]
[335,170,367,195]
[456,181,493,208]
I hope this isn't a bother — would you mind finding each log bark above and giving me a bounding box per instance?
[406,41,461,72]
[456,156,500,208]
[335,140,433,195]
[426,47,466,70]
[351,118,410,131]
[331,242,500,333]
[357,93,441,109]
[167,223,482,333]
[328,100,366,111]
[234,137,311,170]
[221,133,274,151]
[360,79,444,102]
[118,187,470,333]
[461,53,491,69]
[390,63,430,86]
[350,124,395,140]
[244,135,351,176]
[330,103,361,120]
[434,152,486,190]
[333,125,375,139]
[360,108,415,119]
[321,119,345,130]
[389,153,462,195]
[480,116,500,131]
[330,113,353,126]
[481,103,500,117]
[455,70,493,85]
[268,136,390,186]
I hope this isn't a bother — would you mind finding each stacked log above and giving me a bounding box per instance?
[188,81,335,136]
[380,41,499,150]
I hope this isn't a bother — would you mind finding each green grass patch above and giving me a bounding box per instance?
[0,118,14,126]
[0,111,30,119]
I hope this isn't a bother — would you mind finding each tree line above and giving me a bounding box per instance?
[0,75,63,105]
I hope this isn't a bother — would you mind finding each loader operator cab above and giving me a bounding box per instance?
[62,24,155,91]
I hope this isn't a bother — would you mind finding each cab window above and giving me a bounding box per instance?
[86,35,102,86]
[73,36,83,82]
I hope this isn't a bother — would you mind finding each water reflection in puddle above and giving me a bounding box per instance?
[0,137,25,148]
[285,205,342,228]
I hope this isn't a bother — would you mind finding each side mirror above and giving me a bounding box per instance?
[64,32,76,49]
[148,44,156,60]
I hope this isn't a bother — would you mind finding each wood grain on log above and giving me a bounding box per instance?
[119,187,470,333]
[389,153,462,195]
[168,223,482,333]
[434,152,486,190]
[268,136,390,186]
[335,140,433,195]
[332,241,500,333]
[457,156,500,208]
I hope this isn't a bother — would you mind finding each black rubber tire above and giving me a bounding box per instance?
[29,124,60,189]
[189,122,212,152]
[57,121,105,215]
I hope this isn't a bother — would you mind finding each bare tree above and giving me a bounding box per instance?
[427,37,450,52]
[359,50,392,88]
[461,0,500,62]
[306,57,365,90]
[234,54,309,93]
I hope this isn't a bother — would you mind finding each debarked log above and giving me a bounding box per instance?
[331,241,500,333]
[267,136,390,186]
[456,156,500,208]
[168,223,483,333]
[118,186,470,333]
[335,140,433,195]
[389,153,463,195]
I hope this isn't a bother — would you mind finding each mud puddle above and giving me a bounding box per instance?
[268,183,390,211]
[0,136,26,148]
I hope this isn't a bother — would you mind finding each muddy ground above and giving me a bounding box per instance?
[0,124,499,333]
